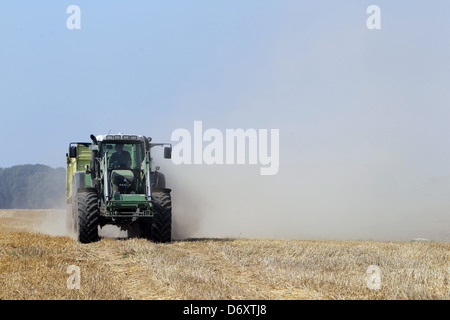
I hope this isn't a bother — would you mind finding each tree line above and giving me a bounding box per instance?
[0,164,66,209]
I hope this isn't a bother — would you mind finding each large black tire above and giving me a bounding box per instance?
[150,188,172,243]
[77,192,99,243]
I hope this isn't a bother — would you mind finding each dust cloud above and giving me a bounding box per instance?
[33,207,128,239]
[33,209,67,237]
[163,144,450,242]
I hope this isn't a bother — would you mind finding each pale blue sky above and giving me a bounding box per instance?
[1,1,448,169]
[1,1,449,239]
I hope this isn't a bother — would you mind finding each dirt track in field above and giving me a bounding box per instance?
[0,209,448,300]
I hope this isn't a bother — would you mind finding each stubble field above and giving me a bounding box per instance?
[0,209,448,300]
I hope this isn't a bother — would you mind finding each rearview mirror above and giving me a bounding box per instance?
[164,147,172,159]
[69,145,77,158]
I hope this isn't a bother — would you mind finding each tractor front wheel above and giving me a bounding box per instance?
[150,188,172,243]
[77,192,99,243]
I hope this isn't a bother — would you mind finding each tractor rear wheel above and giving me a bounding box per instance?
[150,188,172,243]
[77,192,99,243]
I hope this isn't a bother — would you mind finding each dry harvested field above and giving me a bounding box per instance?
[0,209,448,300]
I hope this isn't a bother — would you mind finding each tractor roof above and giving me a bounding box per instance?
[96,134,148,142]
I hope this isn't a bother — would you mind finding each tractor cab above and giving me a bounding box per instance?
[99,140,146,195]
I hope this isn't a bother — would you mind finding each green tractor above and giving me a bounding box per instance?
[66,134,172,244]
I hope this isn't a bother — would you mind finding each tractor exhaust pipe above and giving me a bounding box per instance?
[90,134,98,145]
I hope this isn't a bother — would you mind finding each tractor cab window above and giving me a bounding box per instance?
[100,142,144,170]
